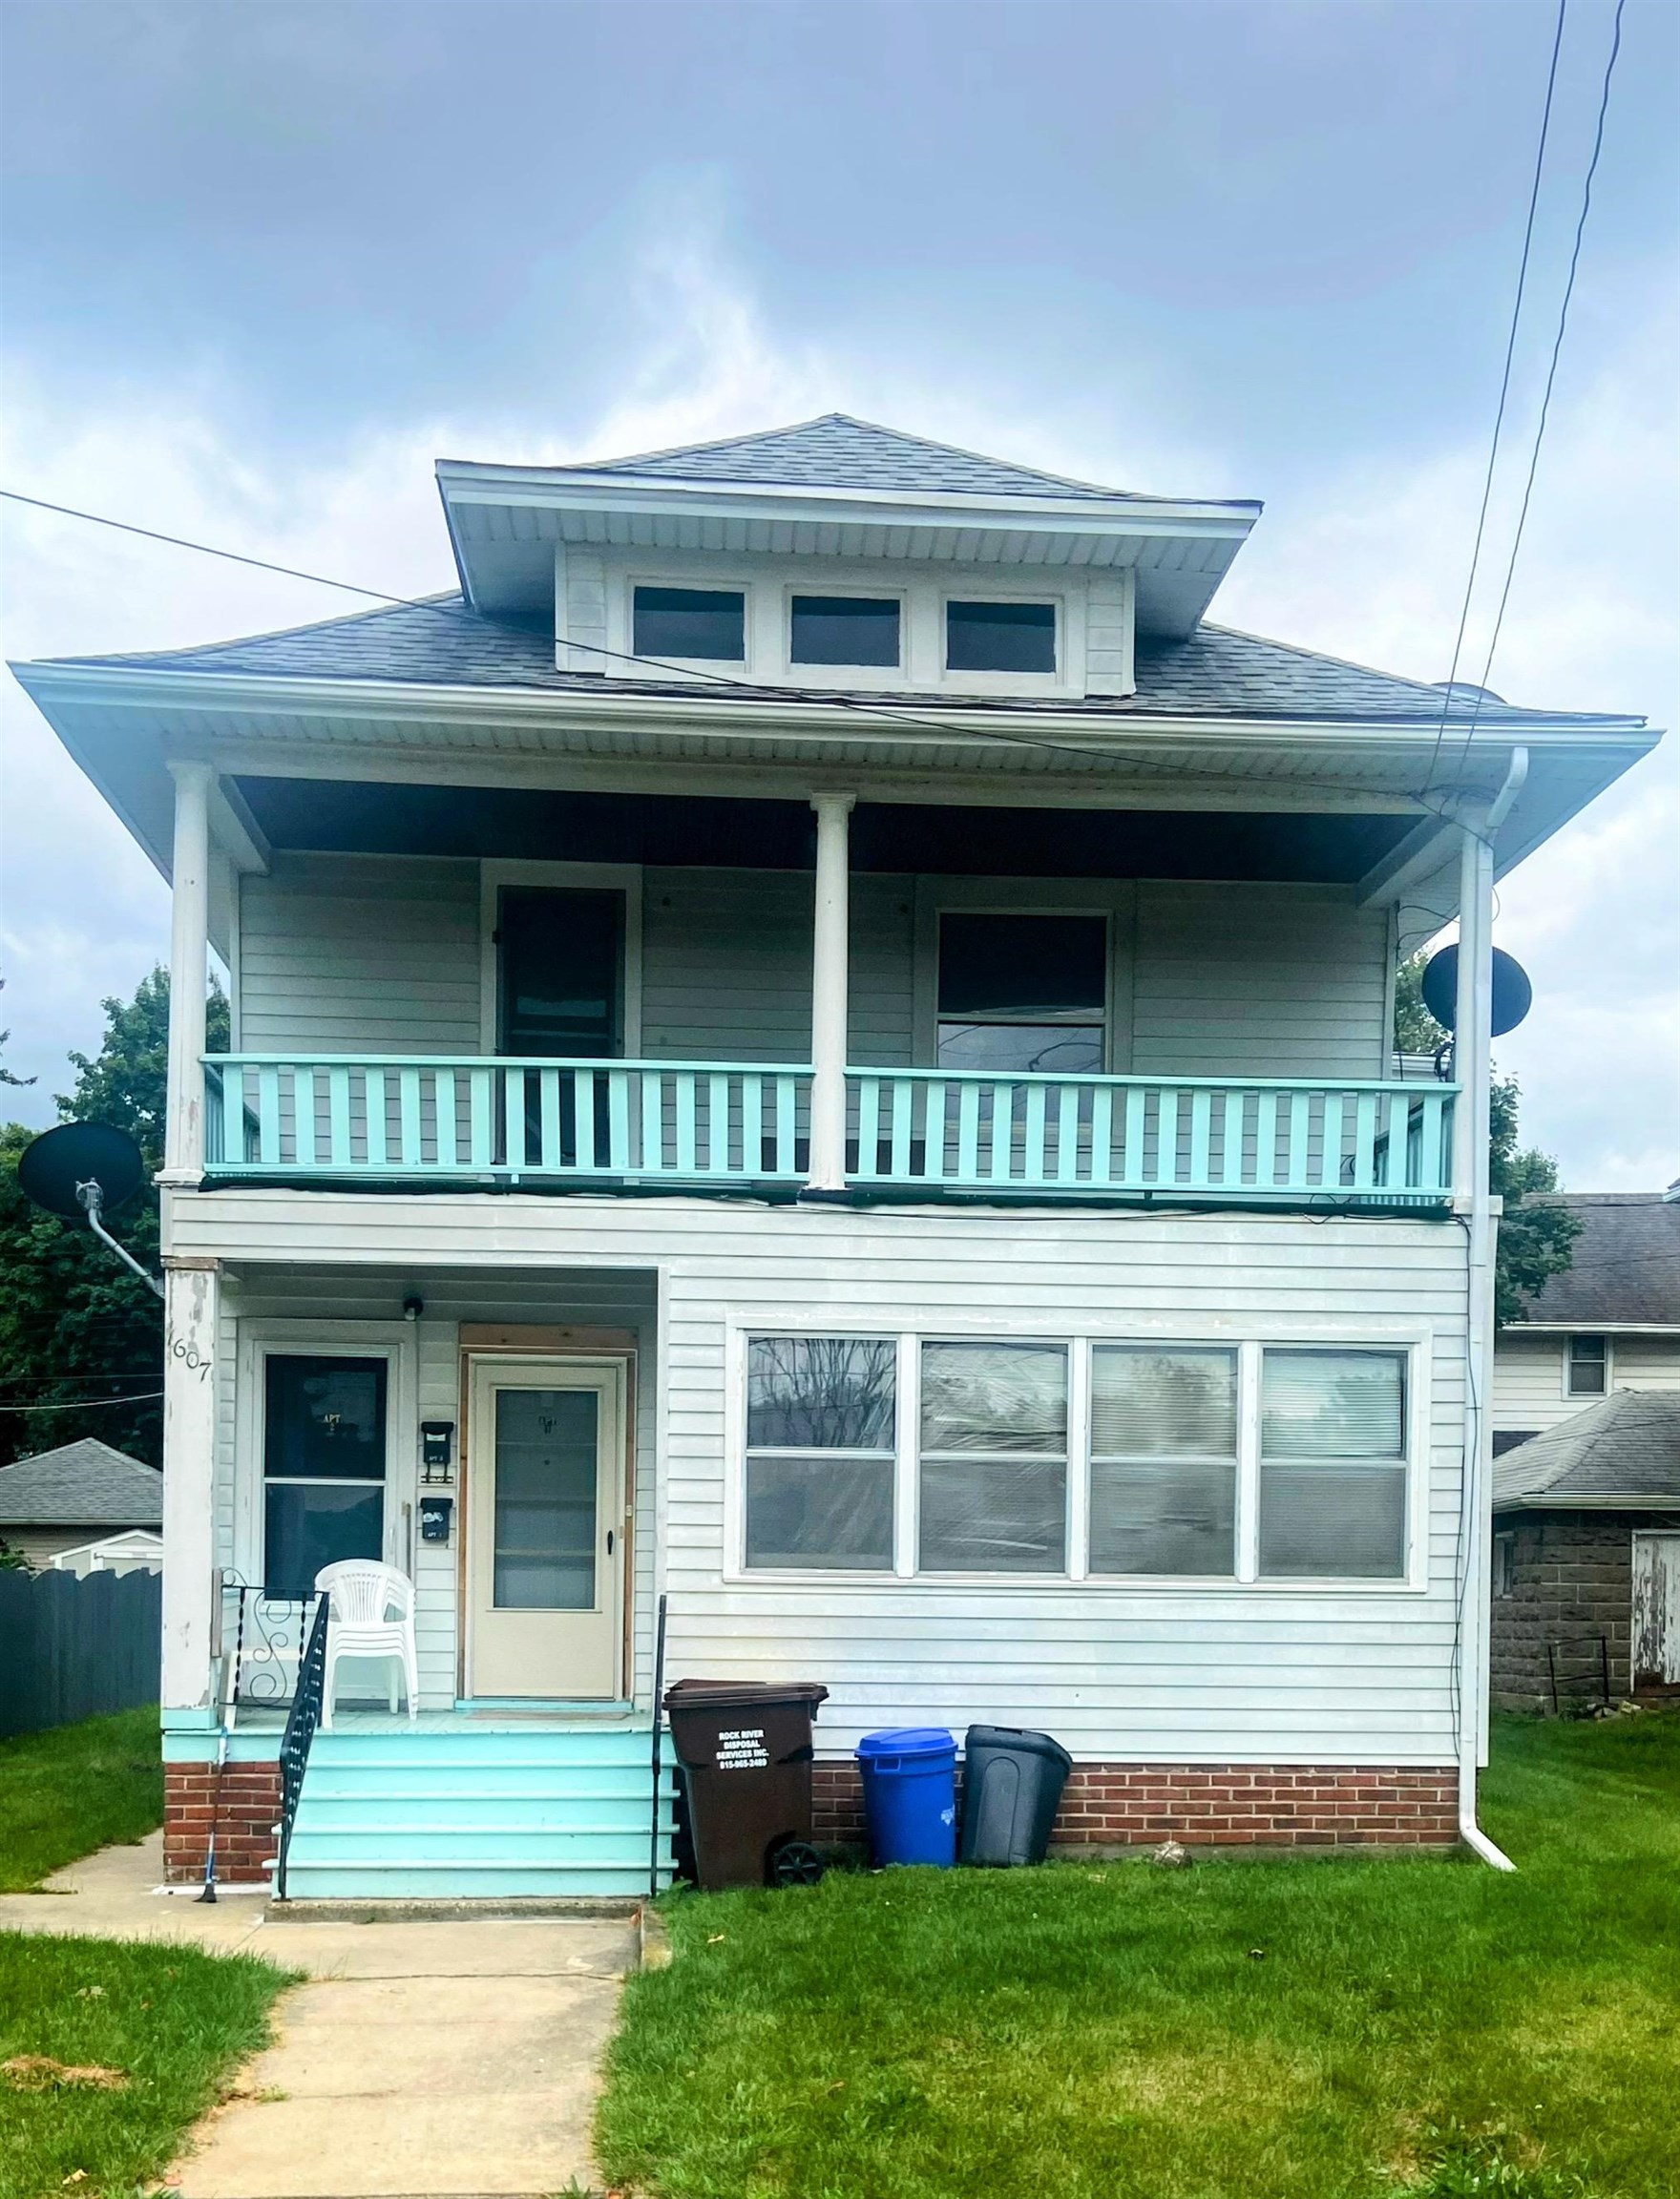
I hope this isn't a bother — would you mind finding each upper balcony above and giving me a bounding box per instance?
[203,1053,1457,1207]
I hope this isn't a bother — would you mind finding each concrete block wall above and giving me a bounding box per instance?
[1490,1509,1680,1711]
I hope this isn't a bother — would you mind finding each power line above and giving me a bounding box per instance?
[0,1390,163,1412]
[1,485,1558,809]
[1445,0,1628,791]
[1422,0,1568,799]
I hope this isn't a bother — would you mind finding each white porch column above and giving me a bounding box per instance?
[161,761,214,1183]
[806,791,855,1192]
[160,1259,220,1714]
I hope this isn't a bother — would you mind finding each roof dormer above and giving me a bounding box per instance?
[435,414,1261,702]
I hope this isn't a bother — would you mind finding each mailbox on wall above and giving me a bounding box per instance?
[418,1496,453,1544]
[421,1421,454,1483]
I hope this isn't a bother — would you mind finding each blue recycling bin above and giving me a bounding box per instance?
[856,1728,958,1867]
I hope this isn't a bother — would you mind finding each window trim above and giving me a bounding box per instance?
[233,1322,418,1596]
[725,1320,1430,1592]
[742,1334,899,1573]
[628,579,749,672]
[1564,1332,1611,1399]
[478,861,643,1058]
[1492,1530,1517,1601]
[783,581,907,679]
[913,878,1136,1074]
[939,584,1066,691]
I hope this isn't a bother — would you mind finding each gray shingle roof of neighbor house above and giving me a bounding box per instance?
[1506,1194,1680,1328]
[560,412,1172,502]
[0,1438,163,1527]
[1493,1391,1680,1510]
[47,594,1608,728]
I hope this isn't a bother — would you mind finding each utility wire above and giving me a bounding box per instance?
[1446,0,1627,790]
[2,485,1560,809]
[1422,0,1568,799]
[0,1390,164,1412]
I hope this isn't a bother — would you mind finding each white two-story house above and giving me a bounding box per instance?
[13,415,1657,1895]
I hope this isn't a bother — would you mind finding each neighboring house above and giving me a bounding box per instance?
[0,1438,164,1570]
[11,414,1660,1895]
[1493,1193,1680,1452]
[49,1528,166,1578]
[1491,1393,1680,1710]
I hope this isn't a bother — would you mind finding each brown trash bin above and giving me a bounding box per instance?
[662,1678,830,1891]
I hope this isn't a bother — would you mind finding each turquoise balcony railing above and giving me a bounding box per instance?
[845,1069,1456,1202]
[204,1057,812,1183]
[203,1058,1457,1203]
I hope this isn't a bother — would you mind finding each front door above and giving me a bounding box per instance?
[1632,1533,1680,1688]
[466,1356,625,1700]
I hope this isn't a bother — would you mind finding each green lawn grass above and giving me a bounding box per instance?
[0,1930,290,2199]
[0,1708,164,1893]
[597,1714,1680,2199]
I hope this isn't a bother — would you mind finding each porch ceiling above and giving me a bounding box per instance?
[233,774,1418,885]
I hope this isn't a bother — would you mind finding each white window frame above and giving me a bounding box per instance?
[724,1318,1431,1593]
[1564,1332,1611,1399]
[233,1321,419,1596]
[782,579,909,688]
[938,581,1077,697]
[478,860,643,1058]
[914,878,1136,1074]
[618,575,752,681]
[736,1332,901,1576]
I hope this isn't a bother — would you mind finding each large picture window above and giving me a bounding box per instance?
[263,1355,387,1598]
[1088,1347,1238,1576]
[936,912,1107,1074]
[1258,1350,1408,1579]
[918,1341,1067,1573]
[736,1332,1415,1583]
[744,1337,895,1570]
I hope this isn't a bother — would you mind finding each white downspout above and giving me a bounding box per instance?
[1453,757,1523,1872]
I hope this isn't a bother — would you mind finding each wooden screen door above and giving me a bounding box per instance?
[1632,1533,1680,1689]
[466,1356,626,1700]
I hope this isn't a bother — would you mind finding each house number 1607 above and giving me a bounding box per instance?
[168,1334,212,1381]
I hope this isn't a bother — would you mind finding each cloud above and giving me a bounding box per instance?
[3,231,1674,1183]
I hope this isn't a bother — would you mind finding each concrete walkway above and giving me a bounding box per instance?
[0,1834,639,2197]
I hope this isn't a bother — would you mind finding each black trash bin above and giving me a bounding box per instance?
[959,1724,1073,1867]
[662,1678,830,1892]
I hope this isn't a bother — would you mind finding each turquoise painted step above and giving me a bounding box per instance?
[277,1723,675,1900]
[279,1861,659,1900]
[296,1796,666,1835]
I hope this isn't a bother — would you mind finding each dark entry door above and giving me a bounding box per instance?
[497,888,625,1058]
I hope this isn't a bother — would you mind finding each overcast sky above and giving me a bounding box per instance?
[1,0,1675,1183]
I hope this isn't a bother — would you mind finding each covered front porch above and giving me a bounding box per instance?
[161,1259,675,1896]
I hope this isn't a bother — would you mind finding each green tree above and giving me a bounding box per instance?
[1393,953,1579,1328]
[0,970,227,1468]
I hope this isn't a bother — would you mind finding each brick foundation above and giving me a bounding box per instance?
[812,1759,1459,1852]
[163,1760,284,1885]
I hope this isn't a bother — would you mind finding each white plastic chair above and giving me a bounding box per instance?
[314,1560,419,1728]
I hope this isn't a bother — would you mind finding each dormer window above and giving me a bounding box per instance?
[947,598,1056,675]
[790,594,900,669]
[632,586,745,662]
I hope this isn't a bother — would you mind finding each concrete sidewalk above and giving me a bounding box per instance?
[0,1834,640,2197]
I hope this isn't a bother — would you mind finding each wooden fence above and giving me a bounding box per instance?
[0,1565,161,1738]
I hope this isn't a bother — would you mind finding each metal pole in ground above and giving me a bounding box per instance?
[649,1592,668,1898]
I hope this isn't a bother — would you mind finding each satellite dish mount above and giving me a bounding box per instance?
[16,1122,164,1300]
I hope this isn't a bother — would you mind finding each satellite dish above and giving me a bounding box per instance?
[17,1122,147,1220]
[1420,945,1534,1038]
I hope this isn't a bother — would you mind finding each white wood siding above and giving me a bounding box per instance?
[175,1189,1469,1766]
[238,858,1386,1082]
[1493,1332,1680,1435]
[239,854,480,1055]
[1131,883,1390,1079]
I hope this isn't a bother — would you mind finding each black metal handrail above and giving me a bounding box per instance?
[275,1594,328,1901]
